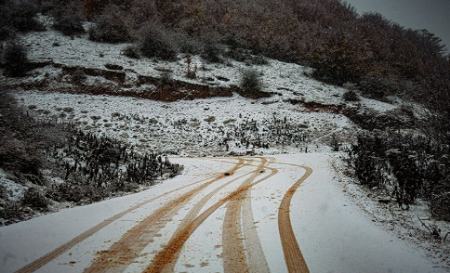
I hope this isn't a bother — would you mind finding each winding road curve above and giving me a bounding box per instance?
[11,157,313,273]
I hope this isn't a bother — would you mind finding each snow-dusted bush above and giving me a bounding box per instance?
[0,0,44,32]
[343,90,359,102]
[122,45,140,59]
[2,41,29,77]
[0,93,184,223]
[350,131,450,219]
[179,36,204,55]
[201,43,223,63]
[89,8,130,43]
[240,69,262,93]
[22,188,48,209]
[53,14,84,36]
[139,24,177,61]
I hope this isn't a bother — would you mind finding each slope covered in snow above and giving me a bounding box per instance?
[1,15,449,273]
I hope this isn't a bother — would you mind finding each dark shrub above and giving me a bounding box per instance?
[0,0,44,32]
[89,13,130,43]
[431,180,450,221]
[240,69,262,93]
[122,45,140,59]
[249,55,268,65]
[343,90,359,102]
[201,43,222,63]
[350,131,450,214]
[139,25,177,61]
[23,188,48,209]
[311,37,368,85]
[2,41,29,77]
[53,14,84,36]
[0,139,42,177]
[358,76,392,100]
[71,68,86,84]
[179,36,203,54]
[0,26,16,41]
[159,70,173,87]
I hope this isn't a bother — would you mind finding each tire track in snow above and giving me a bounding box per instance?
[13,158,237,273]
[277,163,313,273]
[240,179,271,273]
[14,158,243,273]
[152,158,263,273]
[83,158,246,273]
[142,158,278,273]
[222,157,270,273]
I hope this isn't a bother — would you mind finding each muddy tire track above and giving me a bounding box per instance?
[13,165,226,273]
[143,159,278,273]
[239,157,273,273]
[83,158,246,273]
[241,184,271,273]
[222,157,270,273]
[277,164,313,273]
[156,159,263,273]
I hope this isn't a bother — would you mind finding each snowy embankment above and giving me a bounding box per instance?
[0,155,447,273]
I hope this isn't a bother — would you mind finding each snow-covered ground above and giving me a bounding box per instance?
[330,154,450,268]
[0,155,447,273]
[13,90,355,156]
[3,17,402,112]
[1,15,448,273]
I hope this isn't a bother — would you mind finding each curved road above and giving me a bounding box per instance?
[5,156,312,273]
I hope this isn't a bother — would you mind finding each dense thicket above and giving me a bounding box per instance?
[0,0,43,36]
[350,131,450,221]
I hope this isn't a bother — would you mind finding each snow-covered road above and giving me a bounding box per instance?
[0,155,446,273]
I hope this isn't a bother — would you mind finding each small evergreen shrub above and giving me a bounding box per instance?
[22,188,48,209]
[89,13,130,43]
[2,41,29,77]
[0,0,44,32]
[139,25,177,61]
[179,37,203,54]
[240,69,262,93]
[53,14,84,36]
[201,43,222,63]
[343,90,359,102]
[123,45,140,59]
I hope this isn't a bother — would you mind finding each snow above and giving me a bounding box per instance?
[282,154,447,273]
[17,21,400,113]
[0,169,26,202]
[330,154,450,268]
[0,155,447,273]
[14,90,356,156]
[1,15,447,273]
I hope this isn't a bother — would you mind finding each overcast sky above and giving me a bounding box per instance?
[344,0,450,53]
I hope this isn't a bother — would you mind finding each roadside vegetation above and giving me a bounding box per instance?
[0,93,183,225]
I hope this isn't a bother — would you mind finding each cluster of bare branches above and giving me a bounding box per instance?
[349,130,450,221]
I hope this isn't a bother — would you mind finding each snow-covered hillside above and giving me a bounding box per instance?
[1,15,449,273]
